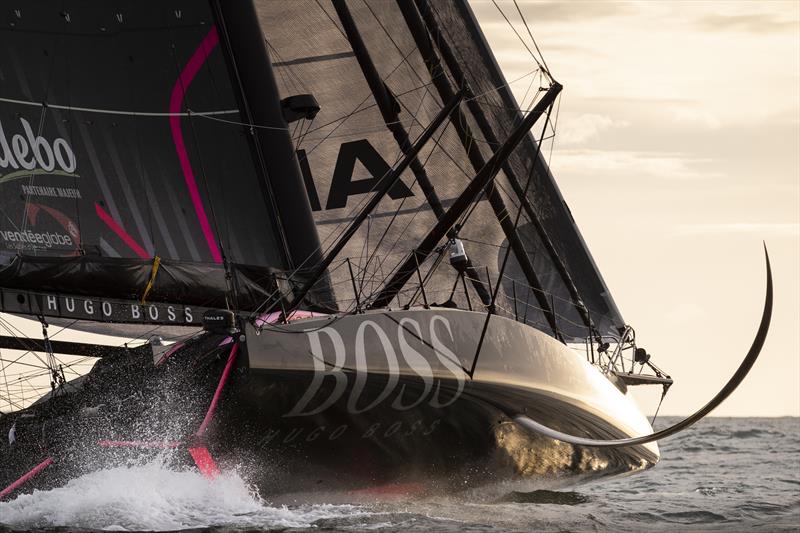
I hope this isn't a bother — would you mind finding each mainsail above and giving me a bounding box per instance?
[0,0,327,327]
[0,0,624,339]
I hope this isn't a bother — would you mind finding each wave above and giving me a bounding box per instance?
[497,490,589,505]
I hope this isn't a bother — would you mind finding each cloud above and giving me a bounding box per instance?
[674,223,800,236]
[557,113,629,145]
[471,0,633,23]
[665,302,708,325]
[665,106,722,130]
[695,13,798,34]
[552,149,721,181]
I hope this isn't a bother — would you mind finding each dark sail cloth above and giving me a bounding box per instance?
[0,0,624,340]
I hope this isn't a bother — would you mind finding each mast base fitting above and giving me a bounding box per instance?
[202,309,237,334]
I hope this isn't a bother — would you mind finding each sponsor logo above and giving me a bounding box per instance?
[258,418,442,449]
[0,291,204,326]
[0,204,81,252]
[286,315,465,417]
[299,139,414,212]
[0,228,73,249]
[42,294,196,324]
[21,184,82,199]
[0,117,77,181]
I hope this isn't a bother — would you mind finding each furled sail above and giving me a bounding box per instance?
[0,1,328,326]
[257,0,625,340]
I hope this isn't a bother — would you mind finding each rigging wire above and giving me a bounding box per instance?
[512,0,552,80]
[356,121,452,303]
[265,38,307,96]
[0,96,240,118]
[361,0,436,93]
[19,105,50,238]
[489,0,549,81]
[313,0,348,40]
[0,319,200,412]
[245,83,445,319]
[547,93,562,166]
[350,78,441,300]
[172,64,538,141]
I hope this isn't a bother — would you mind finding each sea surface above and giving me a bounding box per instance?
[0,417,798,532]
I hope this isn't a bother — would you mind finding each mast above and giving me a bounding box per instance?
[416,0,596,334]
[211,0,326,287]
[395,0,562,337]
[369,82,562,311]
[330,0,492,306]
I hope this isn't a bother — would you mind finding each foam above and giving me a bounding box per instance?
[0,461,367,531]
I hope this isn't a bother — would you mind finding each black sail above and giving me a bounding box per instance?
[0,0,626,339]
[255,0,625,340]
[0,0,329,325]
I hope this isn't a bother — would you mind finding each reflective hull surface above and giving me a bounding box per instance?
[224,308,659,494]
[0,308,658,499]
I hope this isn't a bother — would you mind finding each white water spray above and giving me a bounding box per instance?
[0,461,369,531]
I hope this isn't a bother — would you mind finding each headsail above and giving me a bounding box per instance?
[258,0,625,340]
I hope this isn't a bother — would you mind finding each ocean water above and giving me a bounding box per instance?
[0,417,797,532]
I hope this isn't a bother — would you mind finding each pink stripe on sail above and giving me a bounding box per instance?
[0,457,53,501]
[169,27,222,263]
[95,203,149,259]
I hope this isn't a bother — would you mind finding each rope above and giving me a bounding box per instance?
[140,255,162,304]
[512,0,553,80]
[490,0,547,78]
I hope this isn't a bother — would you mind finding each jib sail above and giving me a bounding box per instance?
[257,0,625,339]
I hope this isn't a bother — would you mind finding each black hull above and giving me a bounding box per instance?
[222,375,657,497]
[215,308,658,496]
[1,308,658,499]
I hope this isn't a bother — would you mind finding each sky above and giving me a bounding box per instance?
[0,1,797,418]
[474,0,799,416]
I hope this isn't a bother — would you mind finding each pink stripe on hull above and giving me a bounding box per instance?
[196,342,240,437]
[169,27,222,263]
[0,457,53,501]
[188,446,220,479]
[254,310,325,327]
